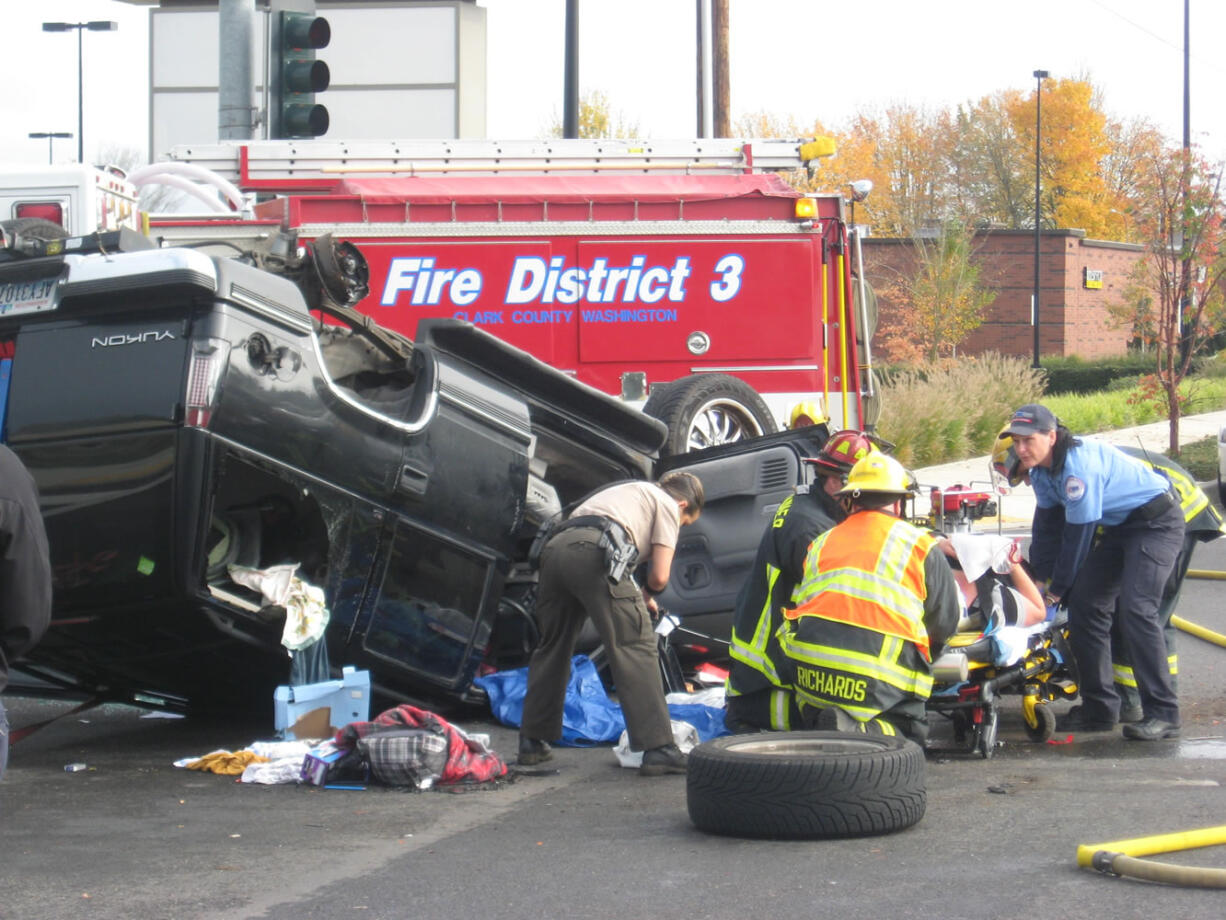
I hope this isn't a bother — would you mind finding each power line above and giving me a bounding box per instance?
[1087,0,1181,54]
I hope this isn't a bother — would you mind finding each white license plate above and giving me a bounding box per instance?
[0,276,59,317]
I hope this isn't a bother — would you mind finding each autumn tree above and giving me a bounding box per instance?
[1100,114,1168,242]
[547,89,640,139]
[733,110,807,139]
[1123,148,1226,453]
[946,90,1030,228]
[875,221,997,362]
[1008,79,1115,237]
[782,105,958,238]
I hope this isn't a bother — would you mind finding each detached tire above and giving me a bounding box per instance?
[687,731,926,839]
[0,217,70,240]
[205,511,262,581]
[643,373,777,455]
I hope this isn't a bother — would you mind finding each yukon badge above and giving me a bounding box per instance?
[91,330,177,348]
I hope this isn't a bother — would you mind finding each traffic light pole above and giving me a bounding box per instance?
[219,0,256,140]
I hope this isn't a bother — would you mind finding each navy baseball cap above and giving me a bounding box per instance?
[1004,404,1058,436]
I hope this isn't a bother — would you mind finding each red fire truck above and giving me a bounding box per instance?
[146,138,878,452]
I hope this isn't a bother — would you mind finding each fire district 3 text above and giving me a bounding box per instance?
[378,253,746,309]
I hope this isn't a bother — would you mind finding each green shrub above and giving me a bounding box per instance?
[1041,354,1155,395]
[877,353,1045,467]
[1105,375,1142,392]
[1193,352,1226,378]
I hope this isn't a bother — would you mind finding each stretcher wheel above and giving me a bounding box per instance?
[977,708,999,759]
[1023,703,1056,742]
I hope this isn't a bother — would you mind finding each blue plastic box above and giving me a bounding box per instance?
[274,666,371,740]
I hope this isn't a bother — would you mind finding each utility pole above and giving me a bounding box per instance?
[711,0,729,137]
[563,0,579,138]
[695,0,707,137]
[1031,69,1048,369]
[1178,0,1191,367]
[218,0,256,140]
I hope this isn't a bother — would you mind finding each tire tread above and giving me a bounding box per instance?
[686,731,926,839]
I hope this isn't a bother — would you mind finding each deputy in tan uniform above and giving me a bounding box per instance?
[518,471,704,775]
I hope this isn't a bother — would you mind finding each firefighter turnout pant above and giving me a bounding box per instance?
[724,686,802,733]
[1111,528,1194,710]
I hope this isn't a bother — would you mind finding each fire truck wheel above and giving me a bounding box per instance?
[643,373,777,455]
[686,731,926,839]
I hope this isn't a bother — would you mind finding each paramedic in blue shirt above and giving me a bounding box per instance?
[1004,404,1185,742]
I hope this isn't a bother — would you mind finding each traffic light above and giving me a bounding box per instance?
[271,11,330,138]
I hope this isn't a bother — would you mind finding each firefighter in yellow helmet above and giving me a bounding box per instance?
[778,453,960,742]
[789,400,828,429]
[724,430,875,733]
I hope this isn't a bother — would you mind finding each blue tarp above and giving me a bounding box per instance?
[475,655,729,746]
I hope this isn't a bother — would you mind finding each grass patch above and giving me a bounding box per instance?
[1044,378,1226,434]
[1172,436,1219,482]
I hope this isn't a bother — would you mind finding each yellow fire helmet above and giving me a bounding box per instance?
[789,399,828,429]
[991,427,1026,487]
[836,452,918,497]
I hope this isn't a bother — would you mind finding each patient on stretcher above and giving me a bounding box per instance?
[940,533,1045,631]
[937,534,1048,668]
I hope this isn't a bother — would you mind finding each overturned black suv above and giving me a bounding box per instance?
[0,219,831,710]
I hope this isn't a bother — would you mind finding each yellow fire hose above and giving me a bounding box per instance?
[1172,614,1226,648]
[1077,825,1226,888]
[1186,568,1226,581]
[1072,574,1226,885]
[1175,570,1226,646]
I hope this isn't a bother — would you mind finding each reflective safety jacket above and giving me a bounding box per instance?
[1111,447,1223,689]
[780,510,944,724]
[1118,446,1224,540]
[727,485,843,699]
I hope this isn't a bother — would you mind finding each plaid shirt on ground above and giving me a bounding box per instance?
[336,703,507,787]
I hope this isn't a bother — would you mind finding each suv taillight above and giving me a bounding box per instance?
[184,339,229,429]
[15,202,65,225]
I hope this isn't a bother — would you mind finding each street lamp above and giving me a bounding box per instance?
[1031,69,1049,369]
[28,132,74,165]
[42,20,118,165]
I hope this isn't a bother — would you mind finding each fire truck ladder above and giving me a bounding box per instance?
[166,137,837,186]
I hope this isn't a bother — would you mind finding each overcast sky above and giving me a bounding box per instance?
[3,0,1224,167]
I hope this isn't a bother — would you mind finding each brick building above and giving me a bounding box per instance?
[863,230,1147,361]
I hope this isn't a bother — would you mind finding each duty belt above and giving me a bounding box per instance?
[1124,488,1178,524]
[554,514,629,541]
[553,515,639,582]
